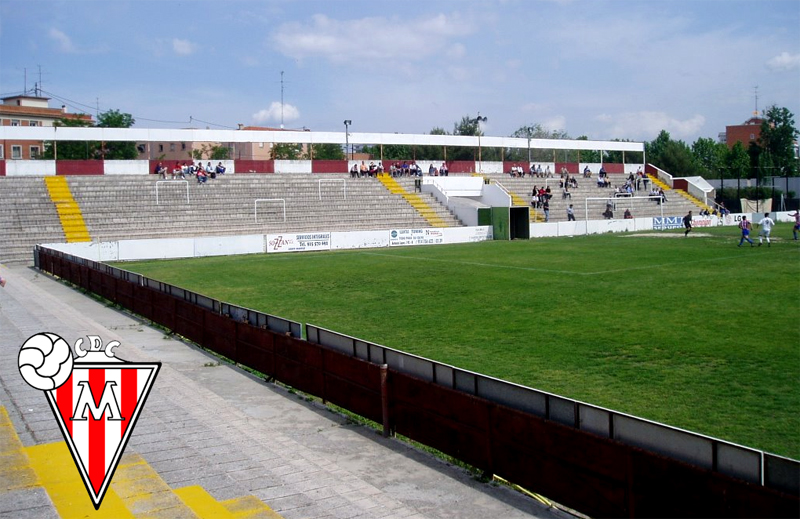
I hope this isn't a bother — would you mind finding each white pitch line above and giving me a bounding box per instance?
[359,251,581,275]
[362,247,799,277]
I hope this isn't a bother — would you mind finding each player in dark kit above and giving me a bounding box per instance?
[683,211,693,237]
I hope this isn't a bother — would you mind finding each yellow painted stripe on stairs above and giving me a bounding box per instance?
[44,176,91,242]
[221,495,284,519]
[112,453,201,519]
[377,174,449,227]
[26,441,135,519]
[175,485,238,519]
[647,175,712,212]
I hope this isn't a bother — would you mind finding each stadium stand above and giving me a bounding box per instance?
[0,174,462,264]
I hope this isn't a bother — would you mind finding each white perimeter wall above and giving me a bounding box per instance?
[43,226,494,262]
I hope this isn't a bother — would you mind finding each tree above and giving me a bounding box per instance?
[415,127,448,161]
[310,143,345,160]
[191,144,231,160]
[42,116,96,159]
[271,143,303,160]
[691,137,727,178]
[757,105,799,176]
[508,124,570,162]
[724,141,751,179]
[96,109,137,159]
[645,130,701,176]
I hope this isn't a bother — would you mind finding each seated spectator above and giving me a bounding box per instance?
[350,163,359,178]
[215,162,226,175]
[196,169,207,184]
[172,162,181,179]
[624,208,633,219]
[597,176,605,187]
[562,186,572,199]
[603,208,614,219]
[583,166,591,178]
[154,162,166,178]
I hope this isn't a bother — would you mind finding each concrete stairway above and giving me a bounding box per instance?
[0,178,66,264]
[0,405,282,518]
[483,173,702,222]
[0,174,463,265]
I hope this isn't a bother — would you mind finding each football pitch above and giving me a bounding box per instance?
[116,226,800,459]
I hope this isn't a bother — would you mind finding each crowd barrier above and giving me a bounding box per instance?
[34,245,799,518]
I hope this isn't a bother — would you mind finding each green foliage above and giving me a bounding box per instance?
[646,130,702,176]
[756,105,799,176]
[691,137,727,177]
[724,141,751,179]
[271,142,304,160]
[310,143,345,160]
[42,116,96,159]
[96,109,137,159]
[191,144,231,160]
[119,233,800,458]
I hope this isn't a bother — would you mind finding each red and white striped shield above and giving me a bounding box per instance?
[44,354,160,510]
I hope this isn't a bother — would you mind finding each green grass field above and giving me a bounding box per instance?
[115,226,800,459]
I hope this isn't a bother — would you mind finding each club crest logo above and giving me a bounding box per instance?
[18,333,160,510]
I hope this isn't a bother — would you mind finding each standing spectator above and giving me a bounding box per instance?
[757,212,775,247]
[738,216,755,247]
[567,204,576,221]
[683,211,693,237]
[542,199,550,222]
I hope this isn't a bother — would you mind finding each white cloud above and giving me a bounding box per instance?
[252,102,300,125]
[766,52,800,72]
[597,112,706,141]
[172,39,196,56]
[49,28,76,53]
[541,115,568,133]
[272,13,474,65]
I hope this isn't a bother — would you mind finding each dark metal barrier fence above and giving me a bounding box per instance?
[35,246,799,518]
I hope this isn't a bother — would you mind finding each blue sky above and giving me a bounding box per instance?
[1,0,798,144]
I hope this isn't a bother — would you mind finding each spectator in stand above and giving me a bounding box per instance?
[429,164,437,176]
[542,198,550,222]
[562,186,572,199]
[196,168,207,185]
[350,163,358,178]
[624,208,633,219]
[215,162,226,176]
[567,204,576,221]
[440,162,448,176]
[154,162,166,178]
[536,164,543,177]
[583,165,591,178]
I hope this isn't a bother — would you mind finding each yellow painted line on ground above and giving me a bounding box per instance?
[221,495,285,519]
[174,485,237,519]
[0,406,39,491]
[25,441,135,518]
[112,453,200,519]
[44,176,91,242]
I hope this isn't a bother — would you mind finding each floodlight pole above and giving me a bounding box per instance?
[343,120,352,161]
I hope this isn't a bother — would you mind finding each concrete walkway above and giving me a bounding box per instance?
[0,264,566,519]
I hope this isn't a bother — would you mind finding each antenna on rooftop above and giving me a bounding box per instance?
[753,85,759,117]
[280,71,285,129]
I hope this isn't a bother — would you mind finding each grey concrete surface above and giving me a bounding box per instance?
[0,264,570,519]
